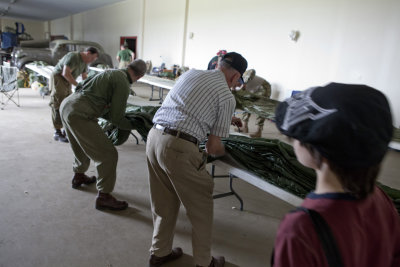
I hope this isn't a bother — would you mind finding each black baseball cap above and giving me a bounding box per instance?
[221,52,248,84]
[275,83,393,167]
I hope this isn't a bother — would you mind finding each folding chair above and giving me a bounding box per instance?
[1,66,20,109]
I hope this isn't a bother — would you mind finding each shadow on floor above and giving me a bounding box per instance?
[163,253,240,267]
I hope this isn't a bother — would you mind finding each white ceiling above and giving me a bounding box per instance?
[0,0,126,21]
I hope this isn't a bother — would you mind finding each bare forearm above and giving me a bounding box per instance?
[62,66,78,86]
[62,72,78,86]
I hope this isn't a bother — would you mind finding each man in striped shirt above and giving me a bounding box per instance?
[146,52,247,267]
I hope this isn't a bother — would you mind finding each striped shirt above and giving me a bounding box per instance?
[153,69,235,142]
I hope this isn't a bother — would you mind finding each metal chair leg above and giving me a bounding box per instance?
[130,132,139,145]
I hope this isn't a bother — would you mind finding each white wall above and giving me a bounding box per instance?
[50,16,71,39]
[79,0,143,68]
[185,0,400,126]
[48,0,400,126]
[72,14,84,41]
[1,18,45,40]
[50,0,143,68]
[142,0,187,67]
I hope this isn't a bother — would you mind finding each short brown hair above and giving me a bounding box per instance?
[86,46,99,55]
[301,142,380,199]
[128,59,147,77]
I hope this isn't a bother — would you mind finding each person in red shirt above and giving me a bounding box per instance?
[273,83,400,266]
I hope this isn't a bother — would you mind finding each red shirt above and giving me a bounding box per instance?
[273,186,400,267]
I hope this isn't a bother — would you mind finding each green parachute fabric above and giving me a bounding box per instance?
[98,104,160,145]
[221,135,316,198]
[202,135,400,215]
[100,105,400,214]
[232,89,280,121]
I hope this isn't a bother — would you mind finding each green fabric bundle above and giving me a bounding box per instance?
[100,105,400,214]
[232,89,280,121]
[99,104,160,145]
[221,135,316,198]
[205,135,400,214]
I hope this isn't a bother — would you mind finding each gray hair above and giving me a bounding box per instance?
[218,59,233,70]
[218,59,238,76]
[128,59,147,77]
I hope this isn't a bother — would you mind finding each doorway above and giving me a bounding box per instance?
[120,36,137,59]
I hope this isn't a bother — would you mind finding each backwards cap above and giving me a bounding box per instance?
[275,83,393,167]
[221,52,248,84]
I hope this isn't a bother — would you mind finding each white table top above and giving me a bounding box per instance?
[88,67,176,91]
[127,95,162,107]
[212,153,303,207]
[138,75,176,90]
[25,64,55,79]
[389,141,400,151]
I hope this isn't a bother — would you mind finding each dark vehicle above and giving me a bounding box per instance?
[11,40,113,69]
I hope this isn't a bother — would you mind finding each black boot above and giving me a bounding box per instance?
[71,173,96,189]
[95,192,128,211]
[54,129,69,143]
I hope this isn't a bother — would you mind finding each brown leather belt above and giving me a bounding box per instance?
[155,124,198,145]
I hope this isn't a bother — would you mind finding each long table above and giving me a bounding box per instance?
[211,138,400,210]
[211,153,303,210]
[88,67,176,103]
[25,64,55,79]
[137,75,175,103]
[25,64,83,87]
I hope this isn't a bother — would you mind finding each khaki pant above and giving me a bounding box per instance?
[146,128,213,266]
[118,61,130,69]
[49,73,72,129]
[60,93,118,193]
[242,111,265,127]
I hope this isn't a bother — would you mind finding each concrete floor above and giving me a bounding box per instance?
[1,86,399,267]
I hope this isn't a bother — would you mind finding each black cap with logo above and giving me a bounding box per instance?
[275,83,393,167]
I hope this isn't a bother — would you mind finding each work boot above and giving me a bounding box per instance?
[249,126,263,138]
[95,192,128,211]
[234,121,248,133]
[71,173,96,189]
[149,247,183,267]
[53,129,69,143]
[196,256,225,267]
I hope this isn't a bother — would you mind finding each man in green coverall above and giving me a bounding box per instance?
[116,44,134,69]
[50,47,99,143]
[60,59,147,211]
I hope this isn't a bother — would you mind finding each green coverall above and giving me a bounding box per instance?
[60,69,134,193]
[49,52,88,129]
